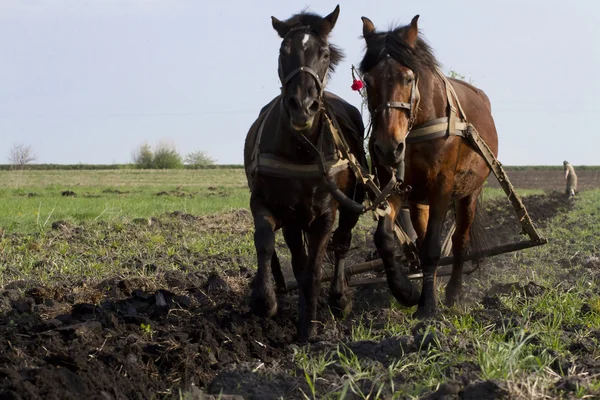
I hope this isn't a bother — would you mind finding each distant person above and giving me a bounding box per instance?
[563,160,577,198]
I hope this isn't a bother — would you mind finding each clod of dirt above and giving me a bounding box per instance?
[170,210,198,221]
[10,298,34,314]
[568,338,596,355]
[31,318,63,333]
[522,281,547,297]
[61,190,77,197]
[132,218,152,226]
[554,376,585,394]
[174,295,191,308]
[209,362,300,400]
[580,303,596,315]
[486,281,547,299]
[423,381,461,399]
[25,287,52,305]
[459,380,509,399]
[583,255,600,269]
[71,303,102,320]
[184,386,245,400]
[54,321,103,339]
[51,220,72,230]
[102,189,127,194]
[338,335,415,365]
[18,192,38,197]
[206,272,231,294]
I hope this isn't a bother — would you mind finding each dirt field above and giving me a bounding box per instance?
[487,169,600,192]
[0,172,599,399]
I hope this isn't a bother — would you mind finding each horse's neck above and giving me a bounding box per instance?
[415,69,449,125]
[270,113,327,163]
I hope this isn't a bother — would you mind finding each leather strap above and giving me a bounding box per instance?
[256,152,349,179]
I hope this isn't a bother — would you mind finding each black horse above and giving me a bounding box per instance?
[244,5,367,341]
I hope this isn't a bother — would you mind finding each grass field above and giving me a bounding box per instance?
[0,168,599,399]
[0,169,546,234]
[0,169,249,232]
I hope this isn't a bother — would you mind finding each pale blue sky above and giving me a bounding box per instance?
[1,0,598,165]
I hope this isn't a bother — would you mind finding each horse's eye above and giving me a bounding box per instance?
[405,77,414,85]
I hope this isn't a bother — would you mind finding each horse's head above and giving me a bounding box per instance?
[272,6,342,131]
[359,15,429,169]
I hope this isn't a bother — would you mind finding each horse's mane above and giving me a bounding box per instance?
[359,22,439,75]
[280,11,344,74]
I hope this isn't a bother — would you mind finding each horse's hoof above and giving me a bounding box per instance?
[298,323,317,343]
[328,293,352,317]
[250,291,277,318]
[445,291,462,308]
[445,280,463,307]
[412,306,439,320]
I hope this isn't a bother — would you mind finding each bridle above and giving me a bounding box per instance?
[277,26,329,108]
[367,61,421,133]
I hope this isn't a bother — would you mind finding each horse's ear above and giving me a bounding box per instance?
[361,17,376,40]
[271,16,291,38]
[403,15,419,47]
[322,5,340,34]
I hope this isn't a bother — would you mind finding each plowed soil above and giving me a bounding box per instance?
[0,191,596,400]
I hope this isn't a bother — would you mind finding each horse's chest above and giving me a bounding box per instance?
[256,177,331,226]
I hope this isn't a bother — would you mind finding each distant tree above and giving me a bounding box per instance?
[153,141,183,169]
[448,69,476,85]
[184,150,216,168]
[8,143,37,170]
[131,142,154,169]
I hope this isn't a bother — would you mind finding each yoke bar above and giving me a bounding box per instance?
[281,238,545,293]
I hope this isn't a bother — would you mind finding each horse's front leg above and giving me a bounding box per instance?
[374,196,420,307]
[414,194,451,319]
[298,213,335,342]
[249,196,279,318]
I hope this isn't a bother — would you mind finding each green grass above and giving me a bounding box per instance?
[0,169,249,232]
[291,189,600,399]
[1,169,599,398]
[0,169,549,234]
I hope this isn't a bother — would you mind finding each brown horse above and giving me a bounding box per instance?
[358,15,498,317]
[244,6,367,341]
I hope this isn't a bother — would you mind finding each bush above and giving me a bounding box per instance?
[184,150,216,168]
[153,142,183,169]
[131,141,183,169]
[132,143,154,169]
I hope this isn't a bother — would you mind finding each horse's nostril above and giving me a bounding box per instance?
[308,100,319,113]
[288,97,301,110]
[395,141,405,157]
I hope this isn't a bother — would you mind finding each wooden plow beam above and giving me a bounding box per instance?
[281,124,548,293]
[282,238,544,292]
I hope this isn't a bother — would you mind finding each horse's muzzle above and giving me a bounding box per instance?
[374,139,406,167]
[290,116,314,131]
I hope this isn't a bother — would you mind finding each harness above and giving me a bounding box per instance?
[366,66,470,144]
[248,28,471,219]
[248,25,351,188]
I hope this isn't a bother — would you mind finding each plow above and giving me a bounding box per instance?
[281,123,548,293]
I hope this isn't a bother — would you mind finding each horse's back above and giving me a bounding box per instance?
[449,78,498,156]
[448,78,492,112]
[323,91,367,165]
[323,91,365,141]
[244,96,281,180]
